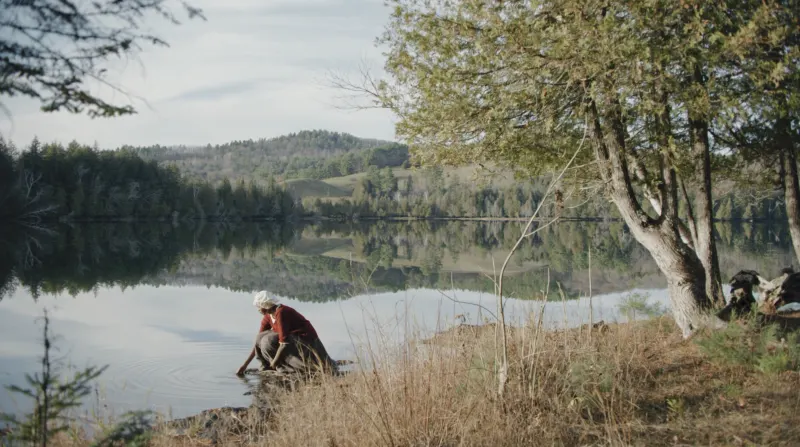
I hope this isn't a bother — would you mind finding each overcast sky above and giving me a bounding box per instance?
[1,0,397,149]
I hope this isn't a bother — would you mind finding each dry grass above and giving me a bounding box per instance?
[139,314,800,447]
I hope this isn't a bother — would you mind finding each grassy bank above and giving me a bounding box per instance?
[146,315,799,446]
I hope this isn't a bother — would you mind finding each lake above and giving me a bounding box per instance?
[0,220,793,420]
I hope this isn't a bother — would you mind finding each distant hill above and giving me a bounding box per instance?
[121,129,403,185]
[117,129,527,205]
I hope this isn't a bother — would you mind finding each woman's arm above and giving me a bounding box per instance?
[269,342,289,369]
[237,347,256,376]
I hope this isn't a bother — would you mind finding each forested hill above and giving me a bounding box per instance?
[122,129,409,185]
[0,139,298,223]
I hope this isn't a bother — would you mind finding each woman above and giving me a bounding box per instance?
[236,291,337,376]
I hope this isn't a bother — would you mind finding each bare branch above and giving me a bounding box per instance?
[434,289,498,322]
[0,0,205,118]
[491,119,589,397]
[325,58,390,111]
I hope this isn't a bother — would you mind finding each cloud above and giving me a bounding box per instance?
[1,0,396,148]
[149,325,251,344]
[163,77,276,103]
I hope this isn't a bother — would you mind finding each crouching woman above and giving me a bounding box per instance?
[236,291,337,376]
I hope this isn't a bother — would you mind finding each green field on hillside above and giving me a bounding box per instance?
[286,237,353,256]
[286,165,517,200]
[282,179,352,199]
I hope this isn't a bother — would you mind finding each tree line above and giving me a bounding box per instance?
[307,165,789,222]
[0,138,300,223]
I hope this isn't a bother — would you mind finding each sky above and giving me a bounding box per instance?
[1,0,398,149]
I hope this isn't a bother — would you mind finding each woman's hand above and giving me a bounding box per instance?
[270,342,289,370]
[238,347,256,377]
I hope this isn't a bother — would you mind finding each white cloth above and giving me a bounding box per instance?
[253,290,279,309]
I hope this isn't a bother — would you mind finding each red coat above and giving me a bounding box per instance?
[259,304,318,343]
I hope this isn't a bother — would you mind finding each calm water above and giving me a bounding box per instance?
[0,220,793,419]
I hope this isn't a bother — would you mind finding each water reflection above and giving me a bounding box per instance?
[0,220,795,419]
[0,222,295,301]
[1,220,794,303]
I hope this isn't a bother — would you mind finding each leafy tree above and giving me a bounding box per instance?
[379,167,398,198]
[340,0,794,336]
[1,0,205,118]
[710,1,800,263]
[0,138,18,210]
[404,175,414,197]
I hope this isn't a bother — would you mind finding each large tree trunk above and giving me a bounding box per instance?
[779,118,800,266]
[626,221,711,338]
[686,66,724,309]
[688,107,725,309]
[587,95,713,338]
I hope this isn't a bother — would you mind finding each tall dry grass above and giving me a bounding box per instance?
[190,311,682,447]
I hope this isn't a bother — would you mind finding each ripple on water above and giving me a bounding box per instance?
[92,340,251,407]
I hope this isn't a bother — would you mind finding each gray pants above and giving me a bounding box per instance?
[254,330,337,374]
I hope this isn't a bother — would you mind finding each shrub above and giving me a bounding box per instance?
[695,322,800,375]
